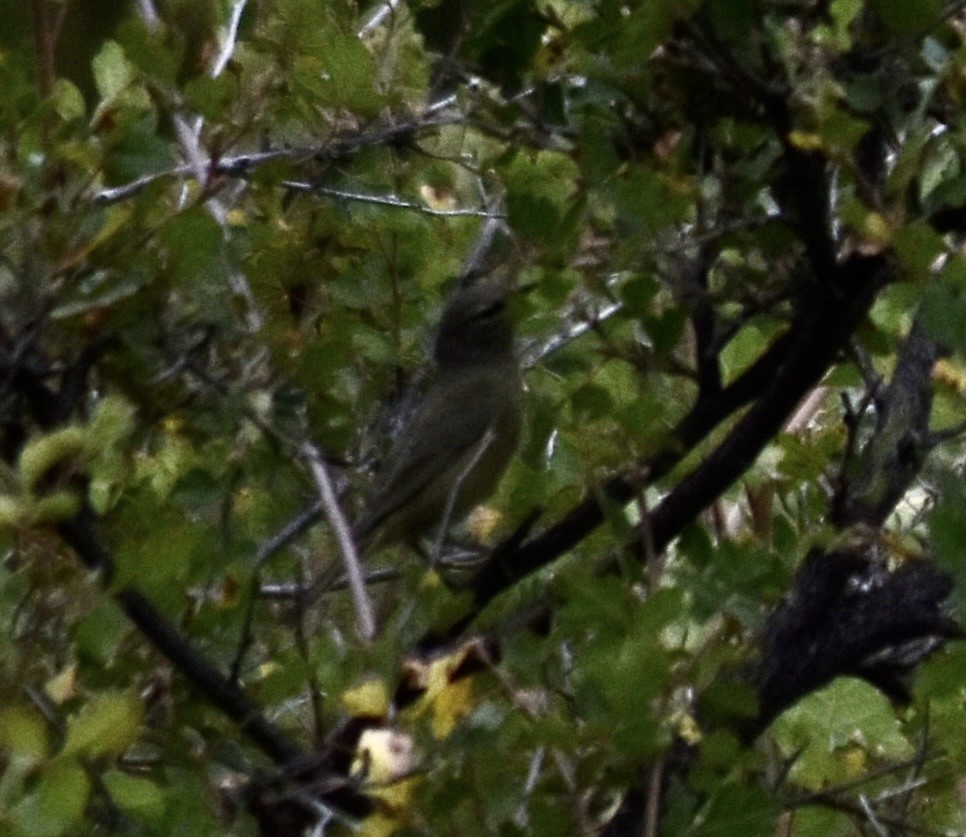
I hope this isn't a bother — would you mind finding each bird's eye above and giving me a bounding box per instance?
[476,299,505,320]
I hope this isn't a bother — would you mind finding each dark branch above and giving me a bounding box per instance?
[464,255,888,622]
[642,256,887,556]
[831,316,947,528]
[57,508,306,767]
[752,549,961,737]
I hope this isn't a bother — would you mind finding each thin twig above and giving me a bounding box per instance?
[281,182,506,218]
[91,115,464,204]
[430,427,496,565]
[358,0,402,38]
[134,0,160,30]
[643,758,663,837]
[784,385,828,433]
[255,501,325,567]
[212,0,248,77]
[522,299,622,368]
[301,442,376,641]
[259,566,400,601]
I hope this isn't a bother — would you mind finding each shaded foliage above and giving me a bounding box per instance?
[0,0,964,835]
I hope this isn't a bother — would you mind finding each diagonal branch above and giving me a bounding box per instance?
[464,255,888,620]
[57,508,307,767]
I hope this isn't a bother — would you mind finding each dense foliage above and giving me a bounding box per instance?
[0,0,964,834]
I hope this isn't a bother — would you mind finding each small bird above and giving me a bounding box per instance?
[355,276,523,554]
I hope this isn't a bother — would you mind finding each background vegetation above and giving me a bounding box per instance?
[0,0,964,834]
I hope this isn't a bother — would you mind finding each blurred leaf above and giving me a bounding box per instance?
[61,691,143,760]
[161,209,224,283]
[92,40,133,102]
[697,781,780,836]
[787,806,857,837]
[74,601,130,667]
[52,79,86,123]
[102,771,165,821]
[413,0,545,91]
[869,0,944,35]
[893,221,946,281]
[920,256,966,354]
[0,706,49,765]
[183,74,239,121]
[102,112,175,184]
[772,678,912,789]
[929,473,966,595]
[10,760,90,837]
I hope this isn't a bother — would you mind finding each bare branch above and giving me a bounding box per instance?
[91,116,465,205]
[281,182,505,219]
[358,0,403,39]
[301,442,376,642]
[212,0,248,77]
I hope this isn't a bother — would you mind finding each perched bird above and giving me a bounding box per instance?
[355,276,523,554]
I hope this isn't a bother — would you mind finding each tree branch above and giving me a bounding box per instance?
[831,316,947,528]
[57,509,307,767]
[463,255,888,622]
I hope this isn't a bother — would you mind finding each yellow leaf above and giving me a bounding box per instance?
[430,676,474,740]
[359,812,405,837]
[787,130,823,151]
[342,679,390,717]
[401,638,491,739]
[45,666,77,705]
[18,426,87,492]
[352,729,415,786]
[0,494,26,528]
[934,358,966,394]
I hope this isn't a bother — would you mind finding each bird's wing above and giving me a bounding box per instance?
[356,370,504,537]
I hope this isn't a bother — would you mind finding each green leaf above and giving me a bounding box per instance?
[116,18,183,84]
[102,112,175,184]
[183,74,239,121]
[829,0,864,46]
[920,257,966,354]
[720,321,782,384]
[61,691,143,760]
[771,678,912,789]
[929,473,966,596]
[614,168,694,236]
[113,510,213,595]
[11,760,90,837]
[51,79,85,122]
[92,41,133,102]
[0,706,49,765]
[292,30,380,113]
[17,426,87,492]
[413,0,545,91]
[611,1,698,73]
[787,805,856,837]
[893,221,946,281]
[102,771,165,820]
[869,0,944,35]
[161,208,224,283]
[74,602,130,667]
[697,781,780,836]
[501,150,579,244]
[570,382,615,421]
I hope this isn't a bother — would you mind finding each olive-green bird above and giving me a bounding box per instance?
[355,277,523,553]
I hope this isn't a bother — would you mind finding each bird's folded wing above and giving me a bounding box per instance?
[355,371,503,538]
